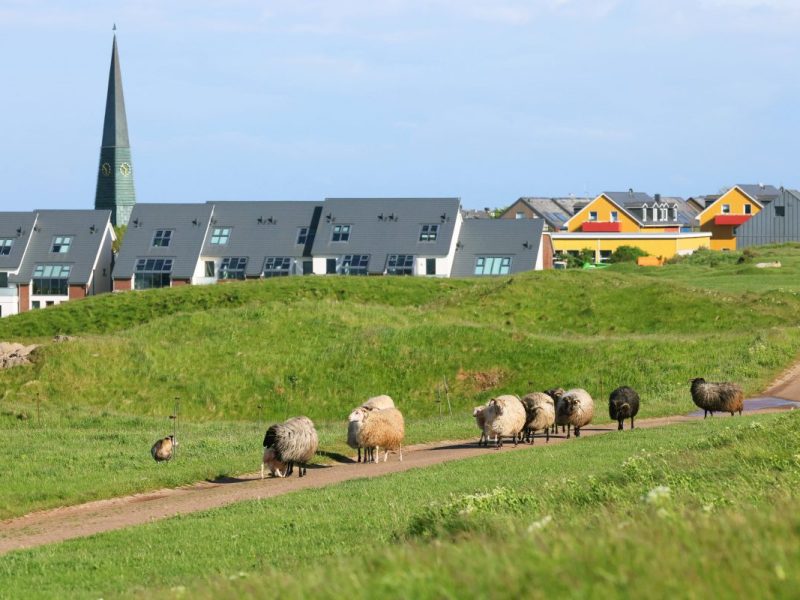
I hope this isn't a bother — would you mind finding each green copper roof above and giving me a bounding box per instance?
[101,35,129,148]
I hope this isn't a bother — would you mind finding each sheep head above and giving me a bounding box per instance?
[545,388,564,401]
[472,406,485,417]
[488,398,504,414]
[348,407,368,423]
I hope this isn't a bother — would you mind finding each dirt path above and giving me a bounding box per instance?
[1,397,797,557]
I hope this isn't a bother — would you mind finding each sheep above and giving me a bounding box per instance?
[361,395,395,411]
[520,392,555,444]
[354,407,405,463]
[556,389,594,438]
[690,378,744,418]
[262,416,319,477]
[483,395,526,449]
[261,446,287,479]
[473,405,488,446]
[347,407,374,463]
[151,435,177,462]
[609,386,640,431]
[545,388,566,435]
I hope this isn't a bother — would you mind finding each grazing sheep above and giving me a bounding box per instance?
[354,407,405,463]
[609,386,640,431]
[556,389,594,438]
[520,392,555,444]
[261,447,287,479]
[545,388,566,434]
[473,405,488,447]
[151,435,176,462]
[690,378,744,418]
[362,395,395,411]
[262,416,319,477]
[483,395,526,449]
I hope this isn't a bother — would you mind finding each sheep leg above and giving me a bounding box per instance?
[357,448,361,463]
[574,426,581,438]
[513,432,518,447]
[261,463,265,480]
[399,445,403,462]
[566,424,571,439]
[618,419,624,431]
[631,416,635,429]
[373,446,379,464]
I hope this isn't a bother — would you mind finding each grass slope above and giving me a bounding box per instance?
[1,247,800,517]
[0,411,797,599]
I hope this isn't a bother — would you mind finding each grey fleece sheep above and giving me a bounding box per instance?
[262,416,319,477]
[355,407,405,463]
[690,378,744,418]
[556,389,594,438]
[483,395,526,448]
[609,386,640,430]
[473,405,487,446]
[520,392,555,444]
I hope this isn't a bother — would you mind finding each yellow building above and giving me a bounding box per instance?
[553,190,708,261]
[693,184,778,251]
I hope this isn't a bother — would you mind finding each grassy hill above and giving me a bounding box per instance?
[1,245,800,518]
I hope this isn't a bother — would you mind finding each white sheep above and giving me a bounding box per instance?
[556,389,594,438]
[520,392,555,443]
[473,405,487,446]
[361,395,395,411]
[354,407,405,463]
[483,395,526,448]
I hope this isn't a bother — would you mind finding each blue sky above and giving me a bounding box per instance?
[1,0,798,211]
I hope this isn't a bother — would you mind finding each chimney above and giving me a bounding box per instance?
[654,193,661,203]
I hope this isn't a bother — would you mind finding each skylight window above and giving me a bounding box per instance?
[475,257,511,276]
[210,228,231,245]
[0,239,12,256]
[152,230,173,248]
[332,225,351,242]
[51,236,72,253]
[419,224,439,241]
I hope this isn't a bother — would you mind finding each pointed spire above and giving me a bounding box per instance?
[95,30,136,227]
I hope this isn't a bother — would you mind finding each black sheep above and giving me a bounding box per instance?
[609,386,640,431]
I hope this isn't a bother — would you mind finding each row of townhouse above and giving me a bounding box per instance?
[111,198,550,291]
[501,184,797,262]
[0,210,115,316]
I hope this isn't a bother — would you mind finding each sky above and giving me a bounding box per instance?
[0,0,798,211]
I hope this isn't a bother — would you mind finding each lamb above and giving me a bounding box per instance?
[354,407,405,463]
[556,388,594,438]
[690,378,744,418]
[520,392,555,444]
[262,416,319,477]
[151,435,177,462]
[473,405,487,446]
[483,395,526,448]
[608,386,640,430]
[261,446,287,479]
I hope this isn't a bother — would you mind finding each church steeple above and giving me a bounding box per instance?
[94,29,136,227]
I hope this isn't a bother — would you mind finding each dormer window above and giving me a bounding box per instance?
[152,230,173,248]
[672,205,678,221]
[0,239,12,256]
[51,236,72,253]
[419,224,439,241]
[332,224,351,242]
[660,207,668,221]
[210,227,231,245]
[641,205,647,222]
[652,207,658,221]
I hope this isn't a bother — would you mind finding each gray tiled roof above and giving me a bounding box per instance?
[516,197,587,229]
[736,184,780,203]
[10,210,112,285]
[311,198,461,274]
[0,213,37,271]
[114,203,214,279]
[602,191,687,227]
[450,219,545,277]
[202,201,322,277]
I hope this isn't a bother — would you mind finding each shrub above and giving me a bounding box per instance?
[609,245,649,263]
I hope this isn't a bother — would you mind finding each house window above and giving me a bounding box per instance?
[204,261,215,277]
[721,204,731,214]
[32,264,71,295]
[219,257,247,280]
[475,256,511,275]
[515,212,524,220]
[610,211,618,222]
[51,236,72,253]
[152,230,173,248]
[297,227,309,245]
[134,258,173,290]
[744,204,752,215]
[264,257,292,278]
[588,211,598,222]
[672,205,678,221]
[341,255,369,275]
[210,228,230,245]
[326,258,337,274]
[0,239,12,255]
[332,225,351,242]
[599,250,612,263]
[426,258,436,275]
[641,206,647,222]
[0,272,7,287]
[652,207,658,221]
[660,207,668,221]
[32,301,40,309]
[386,255,414,275]
[775,205,786,217]
[302,260,313,275]
[419,224,439,241]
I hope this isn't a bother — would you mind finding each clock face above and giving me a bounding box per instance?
[101,163,112,176]
[119,163,131,176]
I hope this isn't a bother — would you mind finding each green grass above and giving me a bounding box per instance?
[1,246,800,517]
[1,411,798,599]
